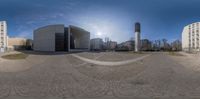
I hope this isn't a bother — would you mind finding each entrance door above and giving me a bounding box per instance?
[55,33,65,51]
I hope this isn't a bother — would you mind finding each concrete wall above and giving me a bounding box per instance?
[135,32,141,52]
[34,24,65,51]
[182,26,189,51]
[69,25,90,50]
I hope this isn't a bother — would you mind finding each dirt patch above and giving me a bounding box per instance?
[0,53,33,72]
[1,53,28,60]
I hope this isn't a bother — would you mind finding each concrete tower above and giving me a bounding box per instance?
[135,22,141,52]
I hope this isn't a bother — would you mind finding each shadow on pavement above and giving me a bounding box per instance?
[17,50,83,56]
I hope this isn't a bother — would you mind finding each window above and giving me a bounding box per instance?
[192,34,195,36]
[193,39,195,41]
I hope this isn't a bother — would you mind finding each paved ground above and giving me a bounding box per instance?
[0,52,200,99]
[71,53,150,66]
[171,52,200,72]
[76,52,146,61]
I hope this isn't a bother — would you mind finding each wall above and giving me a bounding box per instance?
[69,25,90,50]
[8,38,27,50]
[33,25,65,51]
[90,38,103,50]
[182,26,189,51]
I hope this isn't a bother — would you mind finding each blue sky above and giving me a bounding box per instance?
[1,0,200,43]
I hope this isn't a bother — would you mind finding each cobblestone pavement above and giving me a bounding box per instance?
[0,52,200,99]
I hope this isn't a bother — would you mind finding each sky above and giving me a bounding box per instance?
[1,0,200,43]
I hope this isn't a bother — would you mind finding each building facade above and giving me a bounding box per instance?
[0,21,8,52]
[141,39,152,51]
[90,38,103,51]
[104,41,117,50]
[117,40,134,51]
[34,24,90,52]
[182,22,200,52]
[7,37,31,50]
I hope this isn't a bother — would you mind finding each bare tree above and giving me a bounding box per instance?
[171,40,182,51]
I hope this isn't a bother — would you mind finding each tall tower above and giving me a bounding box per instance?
[135,22,141,52]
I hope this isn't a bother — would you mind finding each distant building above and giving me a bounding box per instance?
[124,41,134,50]
[182,22,200,52]
[104,41,117,50]
[117,40,134,51]
[26,39,33,50]
[0,21,8,52]
[90,38,103,51]
[8,38,30,50]
[141,39,152,51]
[110,41,117,50]
[33,25,90,52]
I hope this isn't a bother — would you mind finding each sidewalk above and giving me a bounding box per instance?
[71,54,151,66]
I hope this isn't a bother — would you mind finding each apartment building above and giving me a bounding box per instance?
[0,21,8,52]
[182,22,200,52]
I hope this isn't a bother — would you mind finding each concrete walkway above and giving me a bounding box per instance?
[71,54,151,66]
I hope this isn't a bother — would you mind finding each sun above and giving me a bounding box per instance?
[96,31,102,36]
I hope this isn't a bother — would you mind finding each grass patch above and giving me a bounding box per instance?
[169,52,184,56]
[1,53,28,60]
